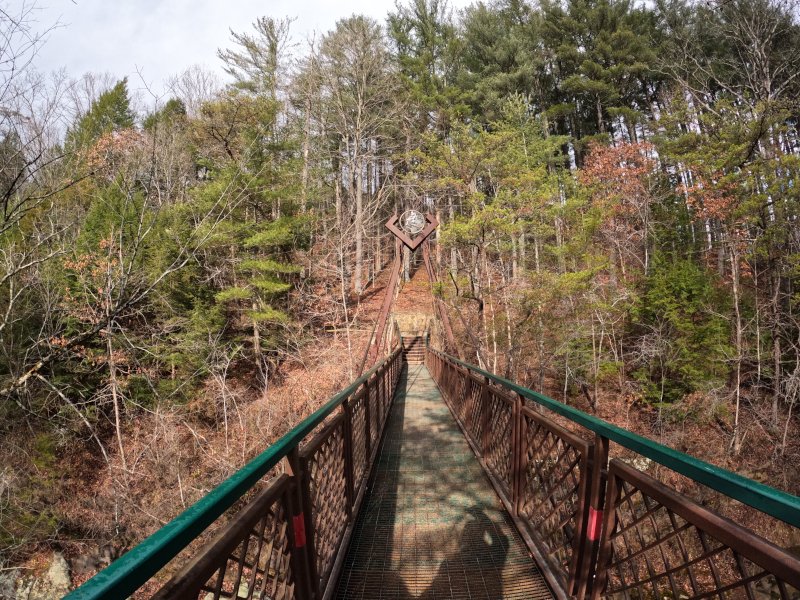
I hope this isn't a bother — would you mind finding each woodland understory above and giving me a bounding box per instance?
[1,0,800,584]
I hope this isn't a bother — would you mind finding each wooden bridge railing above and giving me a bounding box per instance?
[426,347,800,600]
[66,346,404,600]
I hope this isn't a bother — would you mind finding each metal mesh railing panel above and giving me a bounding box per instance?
[466,376,485,442]
[154,476,296,600]
[369,381,380,451]
[302,417,349,594]
[596,460,800,600]
[426,348,800,600]
[349,393,368,495]
[518,406,592,593]
[483,389,515,495]
[204,501,295,600]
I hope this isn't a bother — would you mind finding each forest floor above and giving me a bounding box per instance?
[393,264,436,316]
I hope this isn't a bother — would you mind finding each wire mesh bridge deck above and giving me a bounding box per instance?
[334,365,551,599]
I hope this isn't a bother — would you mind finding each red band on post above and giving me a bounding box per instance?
[293,513,306,547]
[588,507,603,541]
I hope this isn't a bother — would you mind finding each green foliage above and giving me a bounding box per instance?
[143,98,187,130]
[0,434,60,556]
[218,17,292,97]
[251,278,292,294]
[540,0,661,159]
[250,306,288,323]
[458,1,544,122]
[65,78,135,149]
[388,0,468,127]
[239,258,302,274]
[216,287,252,303]
[183,88,307,360]
[632,258,732,403]
[77,186,150,255]
[244,217,309,248]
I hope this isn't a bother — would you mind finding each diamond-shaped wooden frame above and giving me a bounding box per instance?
[385,212,438,250]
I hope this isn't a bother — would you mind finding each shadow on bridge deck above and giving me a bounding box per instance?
[334,365,553,600]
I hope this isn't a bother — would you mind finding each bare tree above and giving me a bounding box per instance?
[166,65,222,118]
[314,16,403,295]
[63,72,117,123]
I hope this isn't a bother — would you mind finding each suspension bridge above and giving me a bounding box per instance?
[66,212,800,600]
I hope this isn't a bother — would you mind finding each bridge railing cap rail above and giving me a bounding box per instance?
[429,348,800,529]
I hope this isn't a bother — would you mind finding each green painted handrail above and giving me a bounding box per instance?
[65,348,402,600]
[430,349,800,529]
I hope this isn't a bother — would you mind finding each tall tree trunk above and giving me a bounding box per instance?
[596,96,605,133]
[435,208,442,270]
[772,269,782,426]
[354,160,364,295]
[449,202,457,276]
[511,235,518,281]
[730,246,743,454]
[301,94,311,212]
[106,330,128,474]
[335,167,342,229]
[555,216,566,274]
[252,302,261,358]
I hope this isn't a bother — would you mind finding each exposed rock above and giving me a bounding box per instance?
[15,552,71,600]
[393,313,433,335]
[0,570,17,600]
[620,455,652,472]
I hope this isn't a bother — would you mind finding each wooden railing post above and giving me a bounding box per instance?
[283,448,316,600]
[453,369,469,419]
[380,365,387,421]
[385,360,393,417]
[397,350,403,385]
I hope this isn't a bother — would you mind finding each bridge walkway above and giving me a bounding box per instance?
[334,365,553,600]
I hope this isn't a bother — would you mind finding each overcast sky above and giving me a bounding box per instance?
[23,0,473,101]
